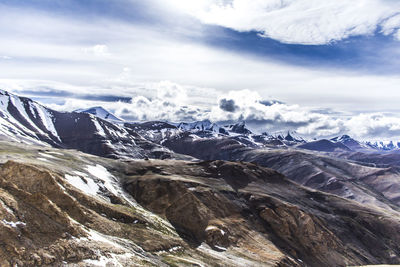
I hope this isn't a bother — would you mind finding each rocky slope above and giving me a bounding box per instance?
[0,90,186,160]
[161,133,400,211]
[1,141,400,266]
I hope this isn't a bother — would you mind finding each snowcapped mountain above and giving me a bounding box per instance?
[75,106,122,122]
[330,135,367,151]
[0,90,179,159]
[330,134,400,152]
[364,140,400,151]
[2,89,400,159]
[222,121,252,135]
[0,89,61,146]
[273,131,305,143]
[176,119,227,135]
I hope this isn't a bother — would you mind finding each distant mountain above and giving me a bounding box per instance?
[365,140,400,151]
[2,89,400,159]
[176,119,227,134]
[298,139,351,152]
[274,130,306,145]
[330,135,364,150]
[0,90,182,160]
[329,134,400,152]
[222,121,252,135]
[75,106,122,122]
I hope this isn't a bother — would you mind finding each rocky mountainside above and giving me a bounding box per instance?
[0,90,185,160]
[1,141,400,266]
[2,89,399,158]
[160,129,400,211]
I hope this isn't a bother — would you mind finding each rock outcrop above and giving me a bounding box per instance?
[1,142,400,266]
[122,160,400,267]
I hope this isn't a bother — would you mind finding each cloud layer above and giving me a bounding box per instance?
[13,80,400,141]
[2,1,400,141]
[166,0,400,44]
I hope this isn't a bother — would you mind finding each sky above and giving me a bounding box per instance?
[1,0,400,140]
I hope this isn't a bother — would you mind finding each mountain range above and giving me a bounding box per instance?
[2,89,400,266]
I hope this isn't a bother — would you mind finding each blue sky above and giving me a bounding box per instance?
[1,0,400,139]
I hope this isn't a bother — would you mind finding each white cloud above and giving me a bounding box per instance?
[1,3,400,140]
[1,4,400,115]
[164,0,400,44]
[155,80,188,105]
[18,80,400,140]
[344,113,400,139]
[83,44,110,57]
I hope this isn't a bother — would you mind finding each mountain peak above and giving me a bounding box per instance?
[75,106,122,122]
[284,131,295,141]
[224,121,252,135]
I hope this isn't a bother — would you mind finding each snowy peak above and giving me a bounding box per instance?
[175,120,254,136]
[75,106,122,122]
[273,130,305,144]
[330,134,400,152]
[223,121,252,135]
[365,140,400,151]
[0,90,175,159]
[0,89,61,145]
[330,135,365,150]
[176,120,227,134]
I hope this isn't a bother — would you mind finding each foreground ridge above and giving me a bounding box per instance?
[1,142,400,266]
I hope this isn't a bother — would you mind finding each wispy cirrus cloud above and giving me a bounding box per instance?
[163,0,400,45]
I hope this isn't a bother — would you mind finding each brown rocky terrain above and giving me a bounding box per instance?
[162,134,400,212]
[122,160,400,266]
[1,141,400,266]
[0,142,294,266]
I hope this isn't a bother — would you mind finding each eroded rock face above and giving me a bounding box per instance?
[2,149,400,267]
[259,203,344,266]
[122,160,400,267]
[0,161,183,266]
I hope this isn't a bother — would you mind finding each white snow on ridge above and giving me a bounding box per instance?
[9,95,44,134]
[0,91,61,145]
[0,116,49,146]
[86,164,119,196]
[92,117,106,137]
[0,93,9,113]
[0,199,15,215]
[76,106,123,122]
[65,174,100,196]
[32,102,61,141]
[1,219,26,228]
[38,152,58,159]
[66,164,130,204]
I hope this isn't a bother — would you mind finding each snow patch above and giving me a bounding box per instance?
[86,164,120,197]
[32,103,61,141]
[1,219,26,228]
[65,174,99,196]
[38,152,57,159]
[214,245,227,251]
[92,118,106,137]
[0,199,14,215]
[46,151,64,156]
